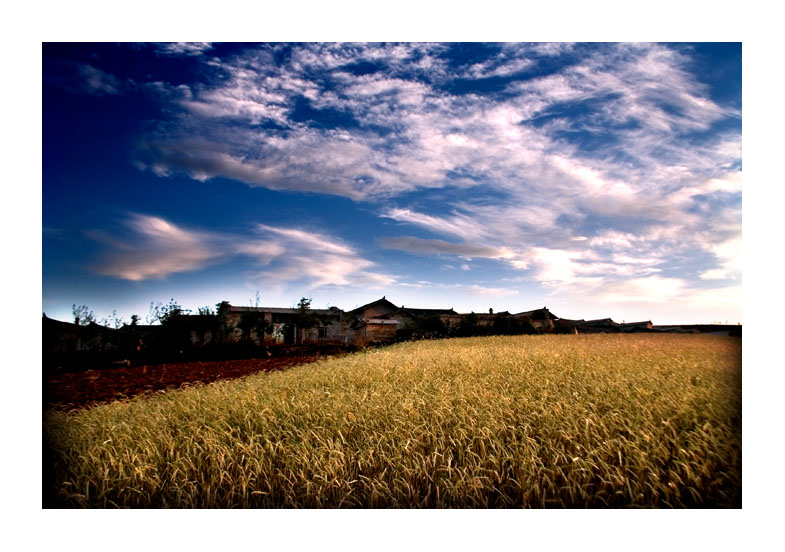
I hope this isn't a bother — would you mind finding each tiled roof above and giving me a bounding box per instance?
[400,307,459,316]
[225,305,341,316]
[514,308,557,320]
[578,318,617,326]
[348,297,399,314]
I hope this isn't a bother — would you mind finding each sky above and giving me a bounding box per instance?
[42,42,742,325]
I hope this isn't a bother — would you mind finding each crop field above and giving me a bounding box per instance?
[43,334,741,508]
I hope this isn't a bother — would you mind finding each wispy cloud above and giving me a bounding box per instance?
[90,214,396,291]
[91,215,226,280]
[156,42,213,56]
[381,209,488,242]
[245,224,396,290]
[399,281,519,297]
[379,236,514,260]
[77,64,122,95]
[699,237,742,281]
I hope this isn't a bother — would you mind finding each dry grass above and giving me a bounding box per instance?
[43,334,741,508]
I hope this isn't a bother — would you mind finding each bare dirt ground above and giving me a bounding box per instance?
[43,356,324,411]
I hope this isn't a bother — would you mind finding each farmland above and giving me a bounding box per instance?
[43,334,741,508]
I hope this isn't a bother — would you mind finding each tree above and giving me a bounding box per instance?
[72,304,95,326]
[147,298,189,325]
[297,297,312,312]
[216,302,233,344]
[455,311,478,337]
[146,302,158,325]
[197,305,215,315]
[418,314,446,335]
[296,297,318,330]
[98,309,124,329]
[492,314,515,335]
[238,311,270,343]
[518,319,538,335]
[130,314,140,326]
[492,315,537,335]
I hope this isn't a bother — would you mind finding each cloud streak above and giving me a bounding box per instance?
[92,215,227,280]
[90,214,396,291]
[380,236,514,260]
[156,42,213,56]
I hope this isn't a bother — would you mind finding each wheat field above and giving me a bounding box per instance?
[43,334,741,508]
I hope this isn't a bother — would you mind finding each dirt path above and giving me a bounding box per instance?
[43,356,323,411]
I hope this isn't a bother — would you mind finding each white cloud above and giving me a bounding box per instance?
[157,43,213,56]
[233,241,286,265]
[600,276,688,304]
[399,281,518,297]
[78,64,122,95]
[379,236,513,260]
[466,56,533,78]
[381,208,484,241]
[94,215,225,280]
[240,224,396,290]
[91,214,395,290]
[700,237,742,280]
[705,171,743,193]
[529,247,585,284]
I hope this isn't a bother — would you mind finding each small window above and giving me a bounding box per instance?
[318,327,327,338]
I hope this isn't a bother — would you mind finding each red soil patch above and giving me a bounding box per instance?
[43,356,323,411]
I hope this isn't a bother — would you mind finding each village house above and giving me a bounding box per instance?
[385,306,461,329]
[348,297,404,343]
[513,307,559,332]
[217,302,356,345]
[556,318,651,333]
[616,320,654,332]
[161,313,218,346]
[43,314,123,354]
[43,314,173,370]
[348,297,399,320]
[349,297,462,342]
[559,318,616,333]
[469,310,512,327]
[353,318,399,344]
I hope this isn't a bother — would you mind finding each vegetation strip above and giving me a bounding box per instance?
[44,334,741,508]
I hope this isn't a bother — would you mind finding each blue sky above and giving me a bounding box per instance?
[42,42,741,324]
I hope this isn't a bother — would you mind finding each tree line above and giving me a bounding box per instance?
[68,296,313,329]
